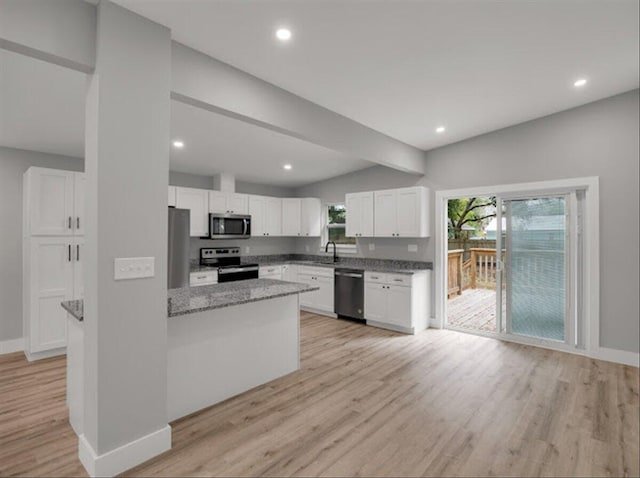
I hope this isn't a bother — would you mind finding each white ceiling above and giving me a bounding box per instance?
[170,101,370,187]
[0,49,371,187]
[114,0,639,150]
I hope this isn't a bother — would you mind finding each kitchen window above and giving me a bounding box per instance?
[324,203,356,250]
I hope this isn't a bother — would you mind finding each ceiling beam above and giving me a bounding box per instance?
[171,42,426,175]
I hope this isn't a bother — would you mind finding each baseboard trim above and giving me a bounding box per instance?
[78,425,171,477]
[428,317,441,329]
[0,337,24,355]
[24,346,65,362]
[366,320,414,335]
[591,347,639,367]
[300,306,337,318]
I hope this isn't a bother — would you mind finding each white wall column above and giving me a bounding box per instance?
[82,1,171,476]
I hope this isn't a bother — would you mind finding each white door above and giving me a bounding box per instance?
[374,190,397,237]
[30,237,73,352]
[385,285,412,327]
[300,198,322,237]
[396,188,420,237]
[176,187,209,237]
[345,193,361,237]
[282,199,302,236]
[315,276,335,313]
[265,197,283,236]
[208,191,228,214]
[249,195,266,236]
[73,173,86,236]
[364,282,387,321]
[73,237,84,299]
[227,194,248,214]
[28,168,75,236]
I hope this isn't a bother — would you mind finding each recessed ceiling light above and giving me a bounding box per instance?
[283,164,292,170]
[172,140,184,149]
[573,78,587,87]
[436,126,446,134]
[276,28,292,41]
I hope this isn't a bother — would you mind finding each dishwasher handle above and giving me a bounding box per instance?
[335,271,363,278]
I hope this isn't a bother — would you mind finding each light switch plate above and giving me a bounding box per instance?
[408,244,418,252]
[114,257,155,280]
[245,246,250,254]
[369,243,375,251]
[305,245,310,252]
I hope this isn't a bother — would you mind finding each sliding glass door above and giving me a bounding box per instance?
[499,195,574,343]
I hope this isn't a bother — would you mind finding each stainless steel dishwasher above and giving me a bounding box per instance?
[334,268,365,321]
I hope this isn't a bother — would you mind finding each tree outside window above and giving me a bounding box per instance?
[327,204,356,245]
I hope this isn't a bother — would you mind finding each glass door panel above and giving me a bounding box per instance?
[503,196,567,342]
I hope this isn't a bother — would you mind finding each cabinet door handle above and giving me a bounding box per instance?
[77,217,80,229]
[68,244,72,262]
[76,244,80,261]
[68,217,72,229]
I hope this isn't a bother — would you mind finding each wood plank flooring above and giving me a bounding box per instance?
[448,288,497,332]
[1,312,638,477]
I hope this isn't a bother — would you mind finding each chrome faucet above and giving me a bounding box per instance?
[325,241,338,263]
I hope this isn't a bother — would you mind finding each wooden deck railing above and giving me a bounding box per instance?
[448,248,505,297]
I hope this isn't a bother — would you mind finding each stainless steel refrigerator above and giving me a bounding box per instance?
[168,207,190,289]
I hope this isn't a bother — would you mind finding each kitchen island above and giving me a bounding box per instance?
[62,278,318,425]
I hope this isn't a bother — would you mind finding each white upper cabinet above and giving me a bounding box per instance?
[346,191,374,237]
[282,198,302,236]
[73,174,86,236]
[209,191,249,215]
[300,198,322,237]
[25,168,76,236]
[168,186,177,207]
[248,195,266,236]
[175,187,209,237]
[264,197,283,236]
[374,186,430,238]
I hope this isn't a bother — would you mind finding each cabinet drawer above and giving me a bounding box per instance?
[385,274,412,286]
[299,265,333,277]
[189,271,218,286]
[259,265,283,275]
[364,272,387,283]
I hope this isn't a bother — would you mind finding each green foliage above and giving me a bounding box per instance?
[327,204,355,245]
[448,196,497,239]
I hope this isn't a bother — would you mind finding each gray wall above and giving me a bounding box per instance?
[0,146,83,342]
[424,89,639,353]
[294,165,433,262]
[169,170,295,197]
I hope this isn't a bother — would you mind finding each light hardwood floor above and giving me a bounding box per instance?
[1,312,638,477]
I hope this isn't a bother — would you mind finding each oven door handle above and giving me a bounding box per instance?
[243,218,249,236]
[219,266,259,274]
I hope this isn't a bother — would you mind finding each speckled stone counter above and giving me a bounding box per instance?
[61,279,318,320]
[167,279,318,317]
[61,299,84,321]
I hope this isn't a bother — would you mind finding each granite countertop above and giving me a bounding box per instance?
[167,279,318,317]
[61,279,318,321]
[190,255,432,275]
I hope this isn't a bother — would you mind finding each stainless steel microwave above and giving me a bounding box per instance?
[208,213,251,239]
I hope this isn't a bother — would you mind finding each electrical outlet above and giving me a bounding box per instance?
[114,257,155,280]
[408,244,418,252]
[305,245,310,252]
[245,246,250,254]
[369,243,375,251]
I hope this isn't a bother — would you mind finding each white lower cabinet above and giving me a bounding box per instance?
[298,266,334,315]
[364,271,430,334]
[282,264,297,282]
[23,236,83,359]
[259,265,283,280]
[189,270,218,286]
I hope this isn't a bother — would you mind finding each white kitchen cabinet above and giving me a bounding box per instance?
[364,271,430,334]
[259,265,283,280]
[24,237,74,357]
[374,187,430,238]
[24,167,83,236]
[189,270,218,286]
[282,264,298,282]
[300,198,322,237]
[168,186,177,207]
[73,174,86,236]
[249,195,266,236]
[346,191,374,237]
[176,187,209,237]
[298,266,334,315]
[264,197,282,236]
[282,198,302,236]
[209,191,249,215]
